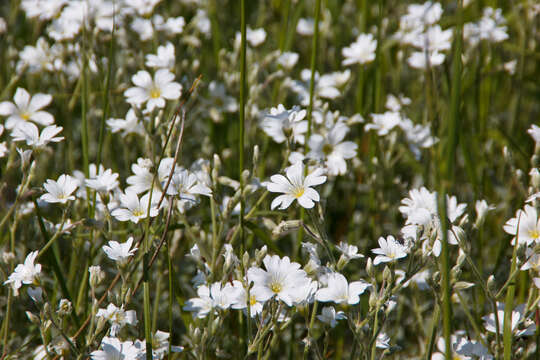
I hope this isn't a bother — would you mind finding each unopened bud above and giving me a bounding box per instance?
[255,246,267,264]
[272,220,302,238]
[487,275,496,294]
[530,168,540,189]
[366,258,374,278]
[253,145,259,168]
[456,251,466,268]
[383,266,392,283]
[242,169,250,183]
[26,311,40,324]
[89,265,105,288]
[242,251,250,269]
[369,290,378,308]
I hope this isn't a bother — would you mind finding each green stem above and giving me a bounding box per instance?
[239,0,250,346]
[298,0,321,258]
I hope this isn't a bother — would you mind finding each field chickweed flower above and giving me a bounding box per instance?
[341,33,377,66]
[0,1,537,358]
[102,237,138,265]
[248,255,310,307]
[85,168,120,193]
[124,69,182,112]
[4,251,41,296]
[0,88,54,129]
[267,162,326,210]
[307,122,358,176]
[503,205,540,245]
[97,303,138,336]
[315,272,370,305]
[371,236,408,265]
[40,174,78,204]
[111,190,159,223]
[260,104,308,144]
[482,303,536,337]
[90,337,141,360]
[317,306,347,328]
[11,123,64,148]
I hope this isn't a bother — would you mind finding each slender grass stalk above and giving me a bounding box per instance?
[96,5,116,166]
[297,0,321,258]
[435,2,463,359]
[503,219,520,360]
[239,0,251,345]
[425,304,440,360]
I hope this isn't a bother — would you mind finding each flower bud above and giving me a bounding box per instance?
[26,311,40,324]
[366,258,374,279]
[89,265,105,288]
[530,168,540,189]
[383,266,392,283]
[242,251,250,269]
[487,275,497,294]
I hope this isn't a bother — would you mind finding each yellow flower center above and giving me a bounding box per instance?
[21,112,30,120]
[133,208,145,217]
[294,188,305,199]
[529,229,540,239]
[249,295,257,306]
[150,87,161,99]
[322,143,334,156]
[270,282,283,294]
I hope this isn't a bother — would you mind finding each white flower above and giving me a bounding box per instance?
[521,247,540,272]
[4,251,41,296]
[85,168,119,193]
[317,306,346,328]
[371,236,408,265]
[307,122,358,176]
[111,190,159,223]
[227,280,265,317]
[145,42,175,69]
[260,104,308,144]
[482,303,536,337]
[183,281,242,318]
[411,25,452,53]
[97,303,138,336]
[315,272,370,305]
[365,111,402,135]
[297,18,315,36]
[136,330,183,359]
[40,174,78,204]
[102,237,138,265]
[407,51,445,69]
[475,199,496,227]
[399,118,438,158]
[90,337,141,360]
[0,88,54,129]
[342,33,377,66]
[124,69,182,112]
[125,0,162,16]
[376,332,391,349]
[165,168,212,212]
[336,242,364,260]
[238,27,267,47]
[277,52,299,69]
[503,205,540,246]
[247,255,310,307]
[154,15,186,35]
[267,162,326,210]
[107,108,145,136]
[11,123,64,148]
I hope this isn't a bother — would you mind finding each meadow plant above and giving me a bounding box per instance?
[0,1,539,359]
